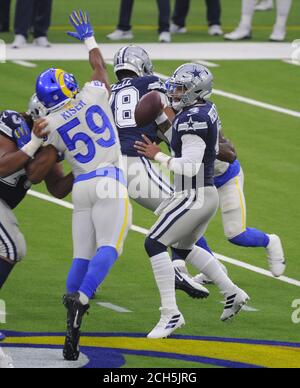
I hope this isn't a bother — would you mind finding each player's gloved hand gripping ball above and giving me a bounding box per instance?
[67,10,94,41]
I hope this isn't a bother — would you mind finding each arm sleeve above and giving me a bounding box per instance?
[169,134,206,178]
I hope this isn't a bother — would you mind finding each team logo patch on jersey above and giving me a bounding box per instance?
[1,331,299,368]
[178,117,208,132]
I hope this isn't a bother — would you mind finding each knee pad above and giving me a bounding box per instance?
[144,237,167,257]
[224,220,244,240]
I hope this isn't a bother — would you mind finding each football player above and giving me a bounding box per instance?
[0,109,74,346]
[135,63,249,338]
[110,45,209,299]
[33,10,132,361]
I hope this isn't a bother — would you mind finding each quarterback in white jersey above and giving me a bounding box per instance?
[33,11,132,361]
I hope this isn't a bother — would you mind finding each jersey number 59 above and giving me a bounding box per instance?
[57,105,116,164]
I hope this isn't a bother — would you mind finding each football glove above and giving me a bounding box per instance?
[13,122,32,149]
[148,80,168,95]
[67,10,94,41]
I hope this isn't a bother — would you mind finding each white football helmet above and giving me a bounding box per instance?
[114,45,154,79]
[27,93,48,120]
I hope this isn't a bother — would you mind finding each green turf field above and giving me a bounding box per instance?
[0,56,299,368]
[0,0,300,43]
[0,0,300,370]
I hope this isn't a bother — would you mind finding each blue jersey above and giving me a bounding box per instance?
[171,101,219,190]
[0,111,32,209]
[110,75,160,157]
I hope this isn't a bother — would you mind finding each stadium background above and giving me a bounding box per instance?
[0,0,300,368]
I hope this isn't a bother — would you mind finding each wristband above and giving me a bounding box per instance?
[154,152,172,168]
[155,112,169,126]
[85,36,98,51]
[21,135,43,158]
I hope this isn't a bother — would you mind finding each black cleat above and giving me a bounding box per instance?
[63,292,90,361]
[174,267,210,299]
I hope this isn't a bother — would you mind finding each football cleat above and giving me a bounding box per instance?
[221,287,250,322]
[269,27,286,42]
[63,292,90,361]
[147,308,185,339]
[159,32,171,43]
[170,24,187,34]
[194,262,228,285]
[208,25,223,36]
[0,332,5,341]
[11,34,27,49]
[255,0,274,11]
[107,29,134,41]
[224,26,252,41]
[0,348,14,368]
[175,267,210,299]
[33,37,51,48]
[266,234,286,277]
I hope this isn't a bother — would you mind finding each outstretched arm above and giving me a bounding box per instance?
[44,164,74,199]
[67,10,111,94]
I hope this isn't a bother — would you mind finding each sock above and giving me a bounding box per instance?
[230,228,270,248]
[275,0,292,29]
[186,246,235,294]
[150,252,178,311]
[66,258,90,294]
[240,0,256,28]
[79,246,118,300]
[0,258,15,289]
[78,291,90,306]
[196,237,213,255]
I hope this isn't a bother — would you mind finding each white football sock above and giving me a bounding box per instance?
[186,246,235,294]
[240,0,256,28]
[275,0,292,28]
[150,253,178,311]
[78,291,89,305]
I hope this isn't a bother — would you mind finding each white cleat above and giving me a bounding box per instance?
[224,26,252,41]
[208,25,223,36]
[170,23,187,34]
[33,37,51,48]
[11,34,27,49]
[0,348,14,368]
[269,27,286,42]
[255,0,274,11]
[194,262,229,286]
[266,234,286,277]
[159,31,171,43]
[221,287,250,322]
[106,29,134,41]
[147,308,185,339]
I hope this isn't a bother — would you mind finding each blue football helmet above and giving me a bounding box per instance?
[36,68,79,111]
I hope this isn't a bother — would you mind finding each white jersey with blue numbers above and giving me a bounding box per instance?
[44,81,122,178]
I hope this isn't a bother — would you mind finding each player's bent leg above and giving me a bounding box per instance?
[219,173,286,277]
[66,258,90,294]
[171,247,210,299]
[144,237,184,339]
[186,246,249,321]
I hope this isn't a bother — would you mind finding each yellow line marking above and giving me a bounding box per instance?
[4,336,300,368]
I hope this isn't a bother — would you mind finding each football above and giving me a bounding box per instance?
[135,90,163,127]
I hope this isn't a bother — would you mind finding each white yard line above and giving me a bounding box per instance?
[195,60,220,68]
[28,190,300,288]
[97,302,132,313]
[282,59,300,67]
[11,60,37,68]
